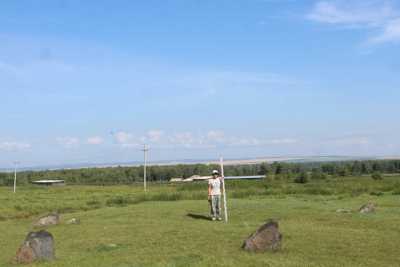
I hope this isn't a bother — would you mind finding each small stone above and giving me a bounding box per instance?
[242,219,282,252]
[67,218,80,225]
[15,230,55,264]
[359,203,376,214]
[34,213,60,227]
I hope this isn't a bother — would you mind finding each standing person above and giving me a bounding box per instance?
[208,170,223,221]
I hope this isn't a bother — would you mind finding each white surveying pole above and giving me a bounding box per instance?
[142,144,149,192]
[13,161,19,193]
[220,157,228,222]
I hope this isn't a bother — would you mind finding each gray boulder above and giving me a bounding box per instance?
[15,230,55,264]
[359,203,376,214]
[34,213,60,227]
[242,220,282,252]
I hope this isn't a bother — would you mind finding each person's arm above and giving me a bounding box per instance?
[208,182,212,200]
[220,177,224,194]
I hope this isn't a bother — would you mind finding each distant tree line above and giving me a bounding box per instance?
[0,160,400,186]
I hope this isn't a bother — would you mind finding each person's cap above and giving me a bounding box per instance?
[212,170,219,175]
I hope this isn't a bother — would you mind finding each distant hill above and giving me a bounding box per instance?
[0,155,391,172]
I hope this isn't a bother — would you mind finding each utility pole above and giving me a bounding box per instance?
[13,161,19,193]
[142,144,149,192]
[220,157,228,223]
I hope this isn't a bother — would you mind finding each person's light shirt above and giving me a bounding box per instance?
[208,178,221,196]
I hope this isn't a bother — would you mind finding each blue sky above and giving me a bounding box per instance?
[1,0,400,168]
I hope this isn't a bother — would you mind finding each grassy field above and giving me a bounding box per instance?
[1,177,400,266]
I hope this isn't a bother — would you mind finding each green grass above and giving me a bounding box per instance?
[1,177,400,266]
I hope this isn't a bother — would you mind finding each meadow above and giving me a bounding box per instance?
[1,176,400,266]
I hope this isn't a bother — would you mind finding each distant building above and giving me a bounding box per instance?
[31,180,65,186]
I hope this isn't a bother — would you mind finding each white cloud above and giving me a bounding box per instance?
[207,130,225,142]
[325,136,370,146]
[0,141,31,151]
[111,131,141,148]
[204,131,297,147]
[307,1,396,26]
[307,1,400,44]
[109,130,298,149]
[113,131,133,144]
[370,18,400,44]
[228,137,297,146]
[169,131,297,148]
[87,136,104,145]
[147,130,164,143]
[265,138,298,145]
[169,132,201,148]
[56,137,79,148]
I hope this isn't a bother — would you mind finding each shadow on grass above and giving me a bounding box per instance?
[186,213,211,221]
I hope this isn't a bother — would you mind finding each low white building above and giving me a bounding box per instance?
[31,180,65,186]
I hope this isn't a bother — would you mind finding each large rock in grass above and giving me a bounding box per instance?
[15,231,55,264]
[34,213,60,227]
[359,202,376,214]
[242,220,282,252]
